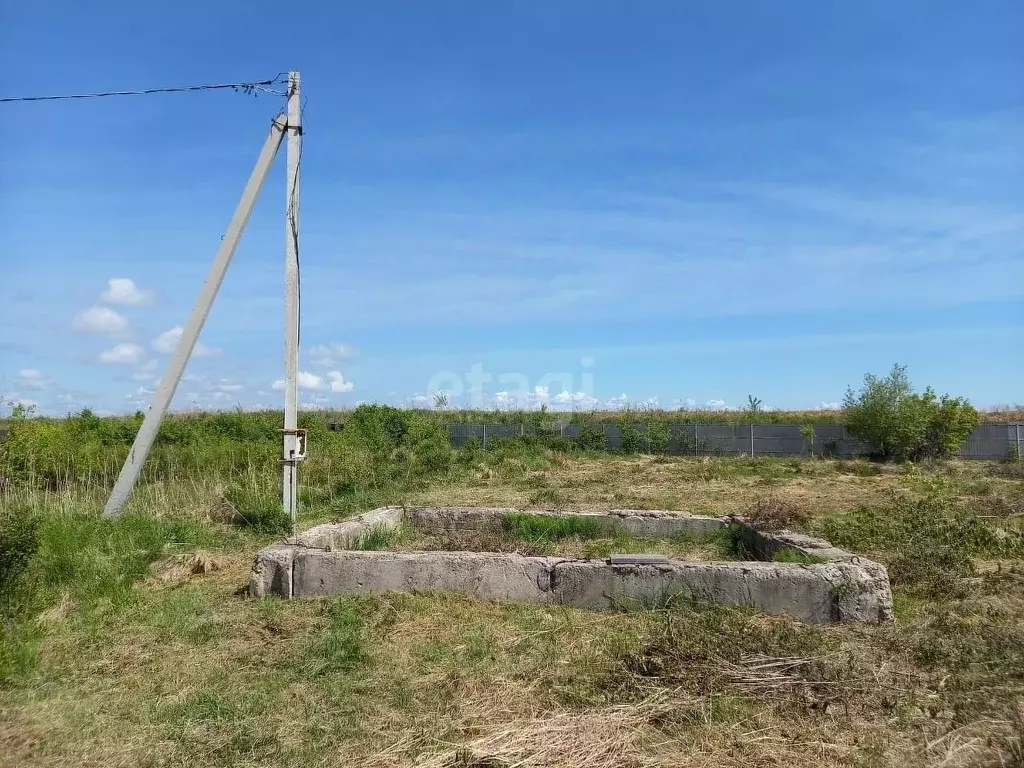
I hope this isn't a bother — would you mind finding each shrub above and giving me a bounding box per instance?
[574,420,607,452]
[401,418,452,477]
[619,422,643,453]
[842,364,980,461]
[0,507,39,615]
[345,404,410,456]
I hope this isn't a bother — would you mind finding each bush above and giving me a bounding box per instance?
[401,418,452,477]
[819,492,1023,599]
[619,422,643,453]
[0,507,39,616]
[573,420,607,452]
[842,364,980,461]
[345,404,410,457]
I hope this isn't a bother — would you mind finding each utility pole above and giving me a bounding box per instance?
[104,115,287,517]
[282,71,303,526]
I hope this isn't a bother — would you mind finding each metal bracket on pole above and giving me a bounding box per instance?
[280,428,308,463]
[102,115,287,518]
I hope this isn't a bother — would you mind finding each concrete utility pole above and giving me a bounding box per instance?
[103,114,288,517]
[282,71,302,525]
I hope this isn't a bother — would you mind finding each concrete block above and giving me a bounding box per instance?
[607,509,727,537]
[407,506,728,539]
[250,544,295,598]
[293,506,404,550]
[290,550,562,604]
[250,506,894,623]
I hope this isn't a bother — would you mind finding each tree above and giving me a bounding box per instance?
[842,364,980,461]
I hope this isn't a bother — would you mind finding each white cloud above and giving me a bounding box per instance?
[99,343,145,365]
[308,343,356,366]
[101,278,153,306]
[152,326,220,357]
[816,401,842,411]
[703,399,742,411]
[272,371,327,391]
[72,306,128,335]
[327,371,354,393]
[17,369,50,390]
[552,390,598,408]
[605,394,631,410]
[217,383,244,393]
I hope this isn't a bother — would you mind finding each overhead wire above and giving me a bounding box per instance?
[0,75,288,103]
[2,69,305,367]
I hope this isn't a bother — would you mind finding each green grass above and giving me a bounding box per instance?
[350,524,405,551]
[771,548,830,564]
[501,511,607,542]
[2,412,1024,766]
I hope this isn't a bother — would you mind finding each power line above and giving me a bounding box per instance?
[0,75,288,104]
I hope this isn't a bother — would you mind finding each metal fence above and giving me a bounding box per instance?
[447,422,1024,460]
[2,422,1020,460]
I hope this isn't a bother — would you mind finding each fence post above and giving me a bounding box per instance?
[1017,423,1022,459]
[750,424,755,457]
[482,424,486,450]
[694,424,699,457]
[520,423,525,438]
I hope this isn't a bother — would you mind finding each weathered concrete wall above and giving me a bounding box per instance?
[252,547,892,623]
[406,507,727,538]
[292,550,561,603]
[292,506,403,550]
[730,522,893,623]
[249,506,894,623]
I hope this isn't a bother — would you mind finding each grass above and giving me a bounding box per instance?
[387,523,744,561]
[3,412,1024,766]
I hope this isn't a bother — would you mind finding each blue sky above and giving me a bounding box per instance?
[1,0,1021,415]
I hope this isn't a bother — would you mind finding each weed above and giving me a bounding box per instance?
[771,548,829,564]
[820,492,1024,599]
[502,512,605,543]
[223,484,292,536]
[351,525,404,551]
[743,496,812,531]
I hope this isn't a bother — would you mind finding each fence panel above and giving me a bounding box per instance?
[696,424,750,455]
[957,423,1018,459]
[442,422,1023,459]
[752,425,806,456]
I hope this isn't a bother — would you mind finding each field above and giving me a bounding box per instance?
[2,408,1024,767]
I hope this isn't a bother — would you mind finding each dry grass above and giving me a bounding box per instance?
[411,455,905,516]
[2,454,1023,767]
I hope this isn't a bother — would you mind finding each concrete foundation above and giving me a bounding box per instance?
[250,506,894,623]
